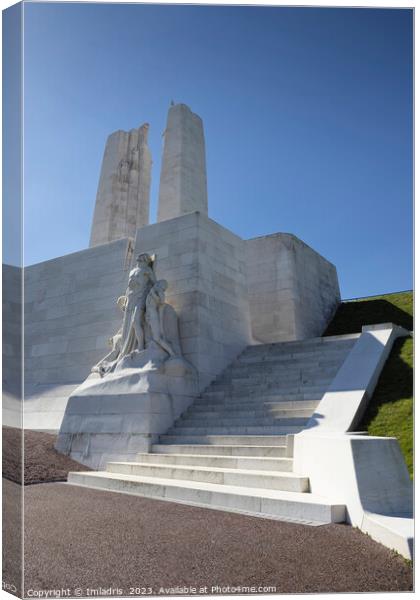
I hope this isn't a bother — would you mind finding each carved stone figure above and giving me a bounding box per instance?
[91,296,126,376]
[119,159,130,184]
[91,253,192,379]
[119,253,156,358]
[145,280,176,357]
[130,146,140,170]
[92,253,156,376]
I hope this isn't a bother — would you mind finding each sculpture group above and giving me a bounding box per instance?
[93,252,180,376]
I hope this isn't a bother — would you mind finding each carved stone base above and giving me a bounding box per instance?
[55,343,198,469]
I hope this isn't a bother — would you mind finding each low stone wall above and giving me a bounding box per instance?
[23,239,132,430]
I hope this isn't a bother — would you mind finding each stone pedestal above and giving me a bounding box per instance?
[56,343,198,469]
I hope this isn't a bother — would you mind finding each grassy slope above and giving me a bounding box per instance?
[325,291,413,477]
[360,336,413,478]
[324,291,413,336]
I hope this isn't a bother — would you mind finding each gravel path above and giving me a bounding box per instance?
[19,480,412,596]
[2,479,23,597]
[2,427,92,485]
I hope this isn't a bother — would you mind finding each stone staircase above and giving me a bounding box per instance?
[68,334,357,525]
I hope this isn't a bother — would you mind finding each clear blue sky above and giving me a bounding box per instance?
[20,3,412,298]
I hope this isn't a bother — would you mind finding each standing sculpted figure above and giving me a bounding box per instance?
[118,253,156,358]
[146,280,176,357]
[91,255,193,378]
[119,158,130,184]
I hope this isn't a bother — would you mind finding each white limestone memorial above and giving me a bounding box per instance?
[21,102,341,432]
[11,101,411,558]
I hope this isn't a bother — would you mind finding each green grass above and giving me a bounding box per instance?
[324,291,413,478]
[359,336,413,478]
[324,291,413,336]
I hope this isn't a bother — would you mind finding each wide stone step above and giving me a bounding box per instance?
[194,390,326,405]
[151,444,288,457]
[217,371,338,384]
[167,425,303,435]
[159,434,287,446]
[226,375,335,386]
[228,371,336,381]
[235,349,352,364]
[191,400,319,412]
[245,333,354,352]
[231,361,343,373]
[196,391,324,404]
[175,416,309,428]
[233,353,347,373]
[185,407,314,419]
[237,350,349,361]
[241,340,351,352]
[209,379,331,396]
[208,385,330,396]
[211,378,331,388]
[67,471,346,525]
[241,337,356,356]
[211,374,333,385]
[226,357,342,369]
[106,462,308,492]
[226,360,344,374]
[136,452,293,471]
[217,368,341,384]
[229,358,347,372]
[228,384,327,393]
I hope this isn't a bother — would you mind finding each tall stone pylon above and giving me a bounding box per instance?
[158,103,208,222]
[90,123,152,247]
